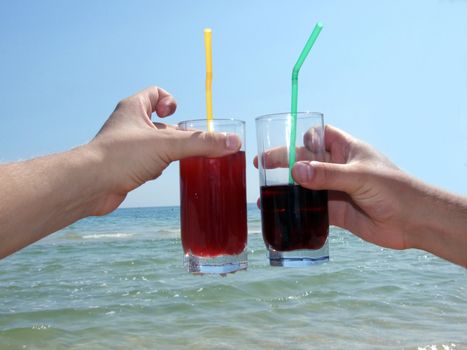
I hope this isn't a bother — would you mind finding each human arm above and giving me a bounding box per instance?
[255,125,467,267]
[293,125,467,267]
[0,86,241,258]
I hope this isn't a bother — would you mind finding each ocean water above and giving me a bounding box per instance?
[0,205,466,350]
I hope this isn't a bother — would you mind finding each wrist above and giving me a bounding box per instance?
[78,141,128,216]
[65,144,111,217]
[402,179,436,249]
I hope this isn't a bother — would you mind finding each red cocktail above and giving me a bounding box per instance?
[178,119,247,273]
[180,152,247,256]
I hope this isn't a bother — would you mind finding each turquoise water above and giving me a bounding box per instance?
[1,205,466,350]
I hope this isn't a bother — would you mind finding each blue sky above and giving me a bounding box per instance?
[1,0,466,207]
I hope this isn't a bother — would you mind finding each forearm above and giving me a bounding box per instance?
[407,180,467,267]
[0,145,104,258]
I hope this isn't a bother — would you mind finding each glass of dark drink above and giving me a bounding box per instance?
[178,119,247,274]
[256,112,329,266]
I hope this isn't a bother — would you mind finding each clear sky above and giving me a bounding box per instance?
[1,0,466,207]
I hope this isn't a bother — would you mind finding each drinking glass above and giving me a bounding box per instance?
[179,119,247,274]
[256,112,329,266]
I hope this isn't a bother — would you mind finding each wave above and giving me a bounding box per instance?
[59,230,181,241]
[82,233,135,240]
[155,229,180,235]
[59,232,82,240]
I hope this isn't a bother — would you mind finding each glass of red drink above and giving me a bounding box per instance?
[178,119,247,274]
[256,112,329,266]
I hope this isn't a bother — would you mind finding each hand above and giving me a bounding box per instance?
[255,124,467,266]
[293,125,413,250]
[88,86,241,216]
[255,125,435,251]
[0,86,242,258]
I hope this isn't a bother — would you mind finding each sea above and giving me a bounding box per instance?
[0,204,466,350]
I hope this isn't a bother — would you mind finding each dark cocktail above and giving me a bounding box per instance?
[260,184,328,251]
[256,112,329,266]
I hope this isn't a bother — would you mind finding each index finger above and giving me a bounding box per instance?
[123,86,177,119]
[254,146,316,169]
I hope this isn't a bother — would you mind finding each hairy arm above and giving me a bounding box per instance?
[291,126,467,267]
[256,124,467,267]
[0,86,241,258]
[0,146,104,258]
[405,180,467,267]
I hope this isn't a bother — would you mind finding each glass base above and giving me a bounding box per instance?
[184,250,247,274]
[268,247,329,267]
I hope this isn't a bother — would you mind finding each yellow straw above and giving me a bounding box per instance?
[204,28,213,131]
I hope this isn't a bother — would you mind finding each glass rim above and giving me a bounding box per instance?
[255,111,324,122]
[178,118,245,127]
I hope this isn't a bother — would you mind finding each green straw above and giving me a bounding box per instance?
[288,21,323,184]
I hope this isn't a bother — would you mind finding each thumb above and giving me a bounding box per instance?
[292,161,363,194]
[165,130,242,161]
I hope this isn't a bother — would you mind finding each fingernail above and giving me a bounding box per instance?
[225,134,240,150]
[162,103,173,116]
[294,162,313,182]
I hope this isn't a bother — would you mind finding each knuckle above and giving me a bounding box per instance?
[115,98,129,110]
[134,95,147,109]
[313,163,328,187]
[148,85,159,94]
[115,94,144,111]
[203,131,221,148]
